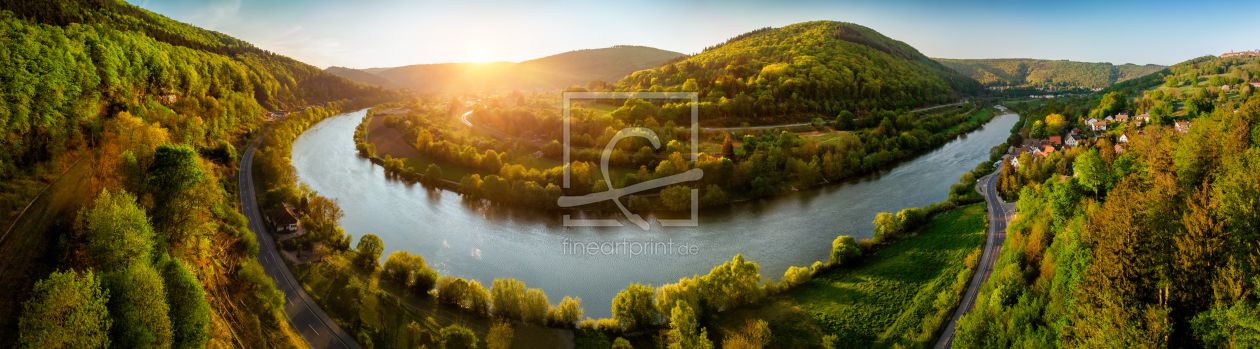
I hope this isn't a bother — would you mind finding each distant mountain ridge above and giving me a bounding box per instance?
[325,66,405,89]
[365,45,684,92]
[934,58,1166,89]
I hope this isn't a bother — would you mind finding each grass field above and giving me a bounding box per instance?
[0,157,91,342]
[941,109,993,135]
[289,254,572,349]
[709,204,987,349]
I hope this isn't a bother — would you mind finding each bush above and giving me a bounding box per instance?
[781,265,812,288]
[897,207,927,232]
[440,324,477,349]
[829,236,862,266]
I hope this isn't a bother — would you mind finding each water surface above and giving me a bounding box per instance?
[291,110,1019,318]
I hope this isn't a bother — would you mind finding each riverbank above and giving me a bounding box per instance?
[709,203,986,349]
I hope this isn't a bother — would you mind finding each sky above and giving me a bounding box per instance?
[135,0,1260,69]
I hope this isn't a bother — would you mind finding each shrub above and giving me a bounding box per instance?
[547,296,583,328]
[440,324,478,349]
[897,207,928,232]
[781,266,812,289]
[829,235,862,266]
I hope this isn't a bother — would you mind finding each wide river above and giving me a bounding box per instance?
[291,110,1019,318]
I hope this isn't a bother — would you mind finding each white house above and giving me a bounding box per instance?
[1118,134,1129,144]
[1091,121,1108,131]
[1065,133,1078,147]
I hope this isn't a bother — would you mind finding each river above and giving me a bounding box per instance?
[290,110,1019,318]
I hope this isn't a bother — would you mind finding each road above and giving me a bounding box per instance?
[934,156,1015,349]
[238,139,362,349]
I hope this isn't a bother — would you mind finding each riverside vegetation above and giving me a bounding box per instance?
[0,0,402,346]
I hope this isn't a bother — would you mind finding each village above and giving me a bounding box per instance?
[1007,110,1193,169]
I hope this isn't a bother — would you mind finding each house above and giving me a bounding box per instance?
[1065,133,1078,147]
[1135,113,1151,122]
[1071,128,1081,135]
[1115,114,1130,123]
[1042,145,1056,156]
[1105,116,1115,122]
[1222,85,1232,92]
[1091,121,1108,131]
[1118,133,1129,144]
[268,205,300,233]
[1048,136,1062,145]
[1087,118,1099,125]
[1114,144,1125,154]
[1251,82,1260,88]
[1176,121,1192,134]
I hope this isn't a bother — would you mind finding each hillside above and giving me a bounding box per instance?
[0,0,399,347]
[935,58,1166,88]
[617,21,983,119]
[372,45,683,91]
[326,66,406,89]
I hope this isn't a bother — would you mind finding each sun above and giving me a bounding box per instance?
[470,45,490,63]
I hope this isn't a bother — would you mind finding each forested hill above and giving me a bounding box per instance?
[326,66,406,89]
[0,0,400,174]
[371,45,683,92]
[934,58,1166,88]
[615,21,983,119]
[0,0,400,347]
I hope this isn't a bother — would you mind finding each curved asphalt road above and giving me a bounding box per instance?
[238,139,361,349]
[934,157,1015,349]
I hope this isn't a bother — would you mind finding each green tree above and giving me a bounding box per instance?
[836,110,854,131]
[681,79,699,92]
[161,259,209,349]
[17,270,112,349]
[426,163,444,183]
[666,301,713,349]
[896,207,927,231]
[613,337,635,349]
[355,234,384,271]
[439,324,478,349]
[872,212,901,242]
[661,185,693,211]
[1074,149,1108,199]
[148,144,206,248]
[612,283,659,332]
[77,189,155,271]
[1030,120,1047,139]
[108,263,173,349]
[548,296,583,328]
[829,235,861,266]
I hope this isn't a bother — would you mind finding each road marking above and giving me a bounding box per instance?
[309,324,318,335]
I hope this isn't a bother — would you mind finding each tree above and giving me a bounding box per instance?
[355,234,384,271]
[490,278,526,319]
[486,320,514,349]
[425,163,444,183]
[162,259,210,349]
[1075,149,1108,199]
[17,270,112,349]
[872,212,901,243]
[1044,113,1067,131]
[835,110,854,131]
[523,288,550,324]
[439,324,478,349]
[612,283,659,332]
[613,337,634,349]
[383,251,425,286]
[682,79,699,92]
[548,296,583,328]
[108,263,173,349]
[896,207,927,231]
[148,144,206,248]
[77,189,155,271]
[1030,120,1047,139]
[829,235,861,266]
[661,185,692,211]
[666,301,713,349]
